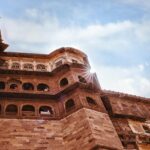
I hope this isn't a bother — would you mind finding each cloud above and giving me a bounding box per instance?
[138,64,144,71]
[1,15,150,97]
[0,17,129,52]
[2,16,147,52]
[25,8,39,18]
[2,15,150,66]
[135,21,150,42]
[96,65,150,97]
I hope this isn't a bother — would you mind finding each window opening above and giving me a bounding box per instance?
[65,99,75,111]
[11,63,20,70]
[39,106,53,115]
[23,83,34,90]
[22,105,35,116]
[86,97,97,105]
[37,83,49,92]
[22,105,35,111]
[0,82,5,89]
[78,76,87,83]
[10,84,18,90]
[36,64,46,71]
[23,63,34,70]
[60,78,68,87]
[6,104,18,115]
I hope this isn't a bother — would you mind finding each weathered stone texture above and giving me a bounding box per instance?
[0,119,63,150]
[62,108,123,150]
[0,108,124,150]
[108,96,150,119]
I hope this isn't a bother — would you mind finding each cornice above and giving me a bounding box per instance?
[101,90,150,104]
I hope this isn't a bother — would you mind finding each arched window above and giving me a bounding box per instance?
[60,78,68,87]
[39,106,53,116]
[0,81,5,90]
[22,105,35,111]
[23,63,34,71]
[78,76,87,83]
[36,64,47,71]
[11,62,20,70]
[22,105,35,116]
[22,83,34,90]
[8,79,21,91]
[5,104,18,115]
[86,97,97,105]
[0,62,8,69]
[54,57,66,68]
[10,84,18,90]
[37,83,49,92]
[65,99,75,111]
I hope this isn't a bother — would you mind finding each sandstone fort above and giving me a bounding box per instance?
[0,31,150,150]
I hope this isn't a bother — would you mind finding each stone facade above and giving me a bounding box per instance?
[0,32,150,150]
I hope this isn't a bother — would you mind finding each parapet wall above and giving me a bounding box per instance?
[102,95,150,120]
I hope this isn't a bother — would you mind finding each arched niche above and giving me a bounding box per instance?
[22,83,34,91]
[65,99,75,112]
[5,104,18,115]
[60,78,68,87]
[22,105,35,116]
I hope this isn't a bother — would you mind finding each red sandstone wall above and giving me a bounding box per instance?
[108,96,150,119]
[0,119,63,150]
[128,120,150,150]
[0,108,123,150]
[62,108,123,150]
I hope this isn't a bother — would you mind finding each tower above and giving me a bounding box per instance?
[0,30,9,52]
[0,32,150,150]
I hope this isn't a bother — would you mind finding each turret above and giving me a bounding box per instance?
[0,30,9,52]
